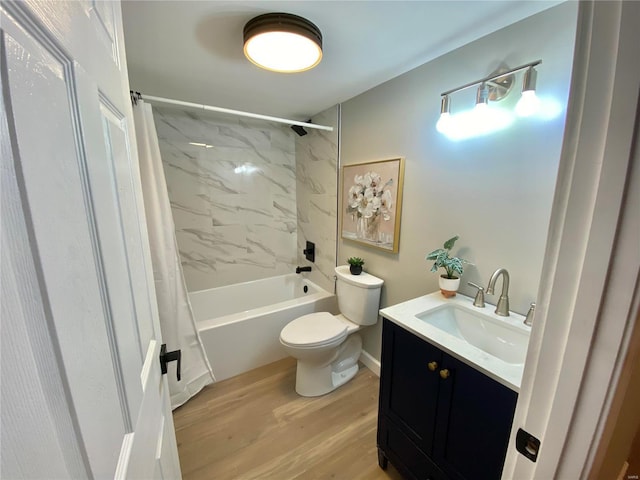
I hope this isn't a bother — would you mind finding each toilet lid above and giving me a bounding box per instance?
[280,312,348,347]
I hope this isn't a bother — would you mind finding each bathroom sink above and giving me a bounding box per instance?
[415,304,528,365]
[380,293,531,391]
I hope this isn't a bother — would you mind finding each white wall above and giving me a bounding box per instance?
[339,2,579,360]
[295,106,339,292]
[154,104,340,294]
[154,106,298,291]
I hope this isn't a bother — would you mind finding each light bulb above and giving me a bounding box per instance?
[436,95,452,134]
[245,32,322,72]
[516,90,541,117]
[473,101,489,124]
[436,112,452,133]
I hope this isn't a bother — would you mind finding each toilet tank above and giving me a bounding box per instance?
[335,265,384,326]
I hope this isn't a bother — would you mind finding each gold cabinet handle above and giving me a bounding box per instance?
[428,361,438,371]
[439,369,450,379]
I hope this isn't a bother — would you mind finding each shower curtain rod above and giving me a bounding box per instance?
[141,94,334,132]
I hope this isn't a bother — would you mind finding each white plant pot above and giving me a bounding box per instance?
[439,276,460,298]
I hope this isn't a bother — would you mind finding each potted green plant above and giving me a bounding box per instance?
[347,257,365,275]
[426,235,468,297]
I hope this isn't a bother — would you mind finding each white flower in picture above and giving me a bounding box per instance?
[348,184,363,209]
[380,189,393,220]
[346,171,394,221]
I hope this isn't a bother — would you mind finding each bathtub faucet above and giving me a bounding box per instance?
[296,266,312,274]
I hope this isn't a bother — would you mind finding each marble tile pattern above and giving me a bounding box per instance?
[295,106,339,292]
[154,106,298,291]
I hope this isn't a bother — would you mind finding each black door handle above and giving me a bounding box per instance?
[159,344,181,381]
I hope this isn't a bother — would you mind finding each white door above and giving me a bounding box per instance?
[1,1,181,478]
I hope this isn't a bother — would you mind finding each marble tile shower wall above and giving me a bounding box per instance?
[296,106,339,292]
[154,106,298,292]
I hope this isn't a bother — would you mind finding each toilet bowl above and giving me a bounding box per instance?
[280,266,384,397]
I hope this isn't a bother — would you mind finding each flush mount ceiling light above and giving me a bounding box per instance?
[243,13,323,73]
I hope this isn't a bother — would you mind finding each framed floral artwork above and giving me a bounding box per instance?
[341,157,405,253]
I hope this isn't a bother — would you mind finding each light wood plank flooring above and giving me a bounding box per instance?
[173,357,402,480]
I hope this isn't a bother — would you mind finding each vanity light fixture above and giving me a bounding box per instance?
[243,13,323,73]
[436,94,451,133]
[475,83,489,111]
[436,60,542,134]
[515,66,541,117]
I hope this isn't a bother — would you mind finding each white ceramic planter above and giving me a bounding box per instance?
[439,276,460,298]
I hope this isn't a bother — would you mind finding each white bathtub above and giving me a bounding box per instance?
[190,274,337,382]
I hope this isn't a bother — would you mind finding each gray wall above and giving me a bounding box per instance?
[339,3,578,360]
[295,106,339,292]
[154,106,297,291]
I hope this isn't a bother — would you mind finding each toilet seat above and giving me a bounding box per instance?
[280,312,348,348]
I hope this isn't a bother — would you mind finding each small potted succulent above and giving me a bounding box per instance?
[347,257,365,275]
[426,235,468,297]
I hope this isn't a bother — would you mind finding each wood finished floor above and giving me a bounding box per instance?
[173,357,403,480]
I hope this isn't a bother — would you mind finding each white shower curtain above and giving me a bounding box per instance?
[133,100,215,409]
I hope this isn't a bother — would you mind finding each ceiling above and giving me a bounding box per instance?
[121,1,561,121]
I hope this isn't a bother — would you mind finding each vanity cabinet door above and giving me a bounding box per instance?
[379,319,442,454]
[378,319,518,480]
[433,353,518,480]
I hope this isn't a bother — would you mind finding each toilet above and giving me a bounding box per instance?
[279,265,384,397]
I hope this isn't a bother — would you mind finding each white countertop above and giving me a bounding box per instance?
[379,292,531,392]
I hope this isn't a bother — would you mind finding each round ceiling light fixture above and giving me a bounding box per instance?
[243,13,323,73]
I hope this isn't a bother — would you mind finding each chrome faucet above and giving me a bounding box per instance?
[486,268,510,316]
[524,302,536,326]
[467,282,485,308]
[295,266,312,274]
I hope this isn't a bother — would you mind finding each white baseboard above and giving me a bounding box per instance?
[360,349,380,377]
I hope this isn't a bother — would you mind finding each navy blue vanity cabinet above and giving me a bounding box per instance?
[377,319,518,480]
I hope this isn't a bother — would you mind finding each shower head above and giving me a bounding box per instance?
[291,123,309,136]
